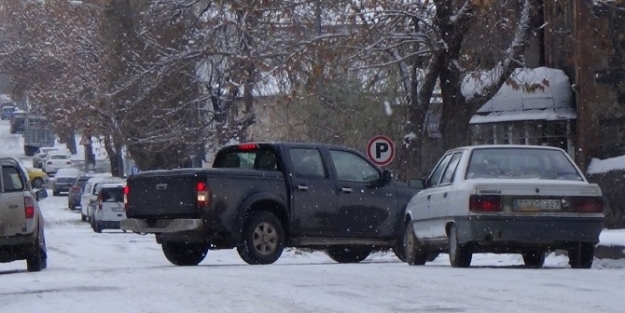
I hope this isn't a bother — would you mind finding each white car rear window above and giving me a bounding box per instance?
[466,148,583,181]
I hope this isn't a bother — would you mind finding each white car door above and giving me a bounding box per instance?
[432,152,464,239]
[80,182,93,217]
[411,153,453,240]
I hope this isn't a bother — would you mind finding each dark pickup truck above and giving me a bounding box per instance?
[121,142,420,265]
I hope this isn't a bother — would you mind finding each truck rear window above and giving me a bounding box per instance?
[213,147,279,171]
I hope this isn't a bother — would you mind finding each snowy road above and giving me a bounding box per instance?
[1,120,625,313]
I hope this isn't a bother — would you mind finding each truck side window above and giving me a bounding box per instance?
[290,148,326,178]
[1,166,24,192]
[330,150,379,182]
[425,154,452,188]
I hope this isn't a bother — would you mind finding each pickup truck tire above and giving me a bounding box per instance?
[326,246,372,263]
[237,211,285,265]
[568,242,594,269]
[522,251,545,268]
[26,235,47,272]
[448,225,472,268]
[404,224,428,266]
[161,242,208,266]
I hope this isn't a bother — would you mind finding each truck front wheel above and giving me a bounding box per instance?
[237,211,285,265]
[161,242,208,266]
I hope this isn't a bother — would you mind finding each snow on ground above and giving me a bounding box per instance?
[2,119,625,313]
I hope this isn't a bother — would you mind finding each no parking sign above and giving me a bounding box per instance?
[366,135,395,167]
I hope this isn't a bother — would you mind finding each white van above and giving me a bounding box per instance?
[91,183,125,233]
[80,176,125,222]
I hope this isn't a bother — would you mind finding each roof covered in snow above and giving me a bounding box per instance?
[469,67,577,124]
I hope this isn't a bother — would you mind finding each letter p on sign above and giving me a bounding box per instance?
[366,135,395,167]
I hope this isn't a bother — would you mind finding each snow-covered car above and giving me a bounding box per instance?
[32,147,58,168]
[91,183,126,233]
[404,145,604,269]
[52,168,81,196]
[42,152,73,175]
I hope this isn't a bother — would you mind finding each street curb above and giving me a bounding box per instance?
[595,245,625,259]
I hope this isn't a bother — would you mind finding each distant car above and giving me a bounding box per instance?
[32,147,59,168]
[91,183,126,233]
[0,157,48,272]
[80,176,126,222]
[9,110,26,134]
[25,167,50,188]
[68,175,92,210]
[42,152,73,175]
[52,168,82,196]
[404,145,604,269]
[1,105,15,120]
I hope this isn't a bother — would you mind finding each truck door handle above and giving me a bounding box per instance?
[427,195,431,200]
[443,192,448,198]
[297,185,309,191]
[341,187,353,193]
[8,204,18,209]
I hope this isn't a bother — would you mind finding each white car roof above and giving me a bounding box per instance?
[55,168,82,178]
[449,144,565,153]
[87,177,125,183]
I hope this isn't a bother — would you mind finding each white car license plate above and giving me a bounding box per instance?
[112,207,124,212]
[515,199,561,212]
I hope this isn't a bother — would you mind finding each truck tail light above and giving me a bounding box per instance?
[238,143,258,151]
[196,181,210,208]
[123,185,129,211]
[24,197,35,219]
[469,195,501,212]
[571,197,603,213]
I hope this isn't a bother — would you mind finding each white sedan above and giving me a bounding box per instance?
[404,145,604,269]
[42,152,73,175]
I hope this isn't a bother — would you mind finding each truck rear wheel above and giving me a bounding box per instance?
[161,242,208,266]
[326,246,372,263]
[237,211,285,265]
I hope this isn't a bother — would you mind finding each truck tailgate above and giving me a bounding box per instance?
[126,171,200,219]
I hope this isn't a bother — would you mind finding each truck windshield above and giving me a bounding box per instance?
[466,148,583,181]
[214,148,279,171]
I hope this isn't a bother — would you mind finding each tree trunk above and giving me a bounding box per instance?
[103,135,124,177]
[65,131,77,155]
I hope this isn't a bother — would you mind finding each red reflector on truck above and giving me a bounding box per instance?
[469,195,501,212]
[196,182,207,192]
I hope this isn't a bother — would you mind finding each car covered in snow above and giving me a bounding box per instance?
[403,145,604,269]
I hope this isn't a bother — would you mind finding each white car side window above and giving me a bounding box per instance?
[426,154,452,188]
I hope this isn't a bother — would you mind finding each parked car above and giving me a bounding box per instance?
[68,175,92,210]
[91,183,126,233]
[25,167,50,188]
[42,152,73,175]
[1,105,15,120]
[403,145,604,269]
[0,157,48,272]
[80,176,126,222]
[121,142,421,266]
[32,147,59,168]
[52,168,82,196]
[9,110,26,134]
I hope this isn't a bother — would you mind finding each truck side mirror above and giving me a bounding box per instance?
[35,189,48,201]
[408,179,424,190]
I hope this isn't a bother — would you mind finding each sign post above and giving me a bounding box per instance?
[366,135,395,167]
